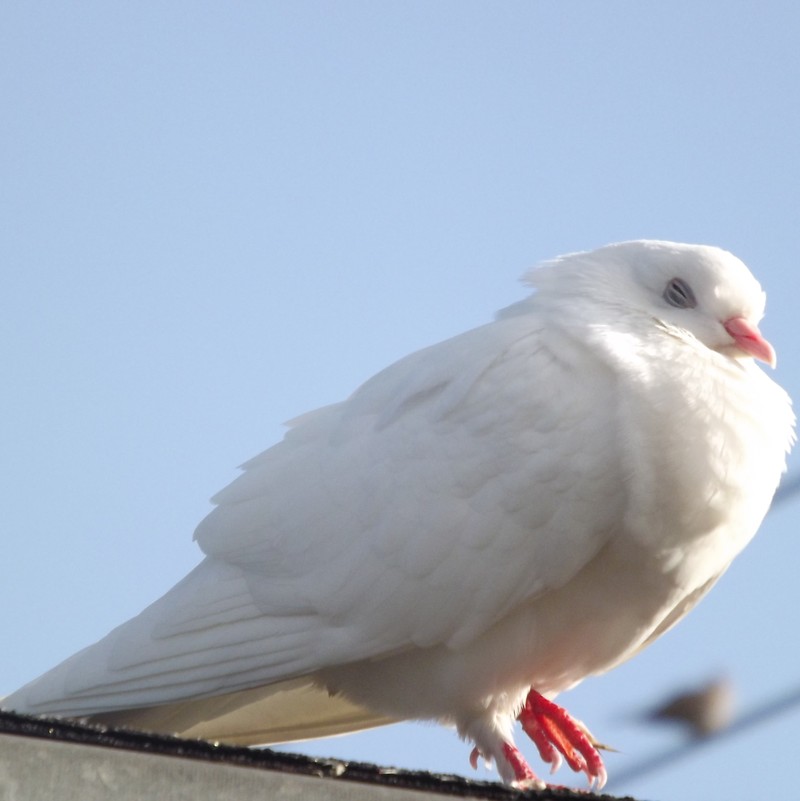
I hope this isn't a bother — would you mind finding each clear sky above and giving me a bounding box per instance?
[2,4,799,800]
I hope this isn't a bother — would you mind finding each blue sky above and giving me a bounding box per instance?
[2,4,799,800]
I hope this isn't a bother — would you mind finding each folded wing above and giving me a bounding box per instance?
[7,308,625,738]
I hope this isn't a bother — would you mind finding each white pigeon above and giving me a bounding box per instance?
[5,241,794,789]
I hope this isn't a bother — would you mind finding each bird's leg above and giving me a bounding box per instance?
[518,689,608,790]
[500,743,546,788]
[469,744,545,789]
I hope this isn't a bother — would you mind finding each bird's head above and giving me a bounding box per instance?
[524,240,776,368]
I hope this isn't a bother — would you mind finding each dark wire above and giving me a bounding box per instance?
[773,469,800,506]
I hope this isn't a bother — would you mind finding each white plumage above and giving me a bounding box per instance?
[5,241,794,787]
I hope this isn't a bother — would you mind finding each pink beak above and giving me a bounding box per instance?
[723,316,777,368]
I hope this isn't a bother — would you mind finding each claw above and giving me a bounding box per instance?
[522,714,564,774]
[502,742,546,789]
[469,746,481,770]
[467,740,545,788]
[518,689,608,790]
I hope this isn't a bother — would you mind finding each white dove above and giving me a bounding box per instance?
[5,241,794,790]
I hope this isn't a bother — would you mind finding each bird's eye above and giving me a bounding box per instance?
[663,278,697,309]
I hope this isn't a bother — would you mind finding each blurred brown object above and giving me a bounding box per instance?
[646,677,735,738]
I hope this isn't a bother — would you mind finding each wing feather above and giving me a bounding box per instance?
[8,307,626,719]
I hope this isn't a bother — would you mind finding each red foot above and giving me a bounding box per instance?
[501,742,545,788]
[470,743,545,788]
[518,689,607,790]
